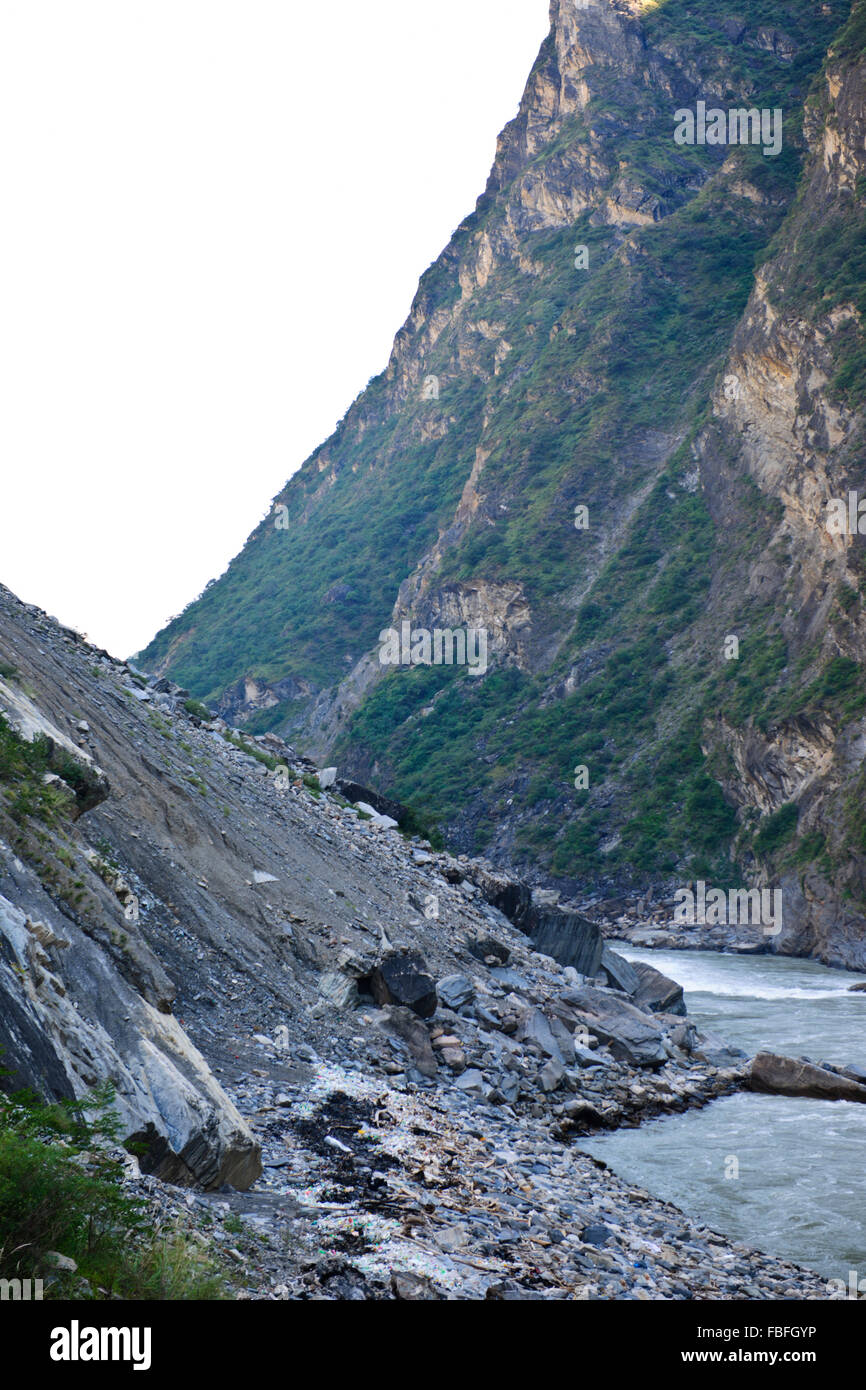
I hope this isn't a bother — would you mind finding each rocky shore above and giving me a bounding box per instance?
[0,584,837,1299]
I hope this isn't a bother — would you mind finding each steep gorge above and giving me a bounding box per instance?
[138,0,866,967]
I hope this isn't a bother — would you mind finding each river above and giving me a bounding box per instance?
[578,946,866,1284]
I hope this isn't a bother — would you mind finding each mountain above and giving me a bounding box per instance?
[138,0,866,968]
[0,581,837,1299]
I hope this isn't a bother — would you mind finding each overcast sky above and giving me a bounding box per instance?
[0,1,549,659]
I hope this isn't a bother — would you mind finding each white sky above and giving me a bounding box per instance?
[0,0,549,659]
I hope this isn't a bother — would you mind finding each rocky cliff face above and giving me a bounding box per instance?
[138,0,866,967]
[696,14,866,966]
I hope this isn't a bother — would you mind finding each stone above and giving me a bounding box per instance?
[356,802,399,830]
[630,961,686,1016]
[581,1225,613,1246]
[436,974,475,1011]
[516,1008,564,1062]
[599,946,640,995]
[44,1251,77,1273]
[391,1271,443,1300]
[559,987,667,1068]
[374,1005,438,1077]
[539,1058,565,1092]
[691,1033,747,1067]
[488,966,528,989]
[369,951,437,1018]
[466,934,510,966]
[335,779,406,824]
[749,1052,866,1103]
[318,972,360,1009]
[454,1068,486,1093]
[440,1047,466,1072]
[571,1043,604,1067]
[523,905,603,977]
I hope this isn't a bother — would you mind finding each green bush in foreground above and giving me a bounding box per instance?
[0,1081,227,1300]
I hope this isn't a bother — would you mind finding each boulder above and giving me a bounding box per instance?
[373,1005,438,1077]
[454,1068,487,1095]
[0,889,261,1191]
[318,972,359,1009]
[391,1271,443,1300]
[461,865,602,975]
[690,1033,748,1067]
[355,802,399,830]
[437,974,475,1012]
[524,905,603,977]
[466,934,510,966]
[749,1052,866,1102]
[369,951,437,1019]
[538,1058,565,1092]
[462,863,531,923]
[516,1007,565,1062]
[558,986,667,1068]
[599,946,640,995]
[334,779,406,824]
[630,961,686,1016]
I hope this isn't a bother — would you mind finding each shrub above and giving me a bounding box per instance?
[0,1081,227,1300]
[754,802,799,857]
[183,698,212,721]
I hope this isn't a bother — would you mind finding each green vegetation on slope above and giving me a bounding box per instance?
[0,1082,227,1299]
[139,0,860,892]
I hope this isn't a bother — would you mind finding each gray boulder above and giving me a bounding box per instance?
[0,888,261,1190]
[373,1006,438,1078]
[749,1052,866,1102]
[437,974,475,1012]
[558,986,667,1068]
[630,960,686,1016]
[516,1008,565,1062]
[599,946,640,995]
[525,905,603,977]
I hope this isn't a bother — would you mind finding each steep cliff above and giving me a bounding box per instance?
[696,3,866,965]
[137,0,866,965]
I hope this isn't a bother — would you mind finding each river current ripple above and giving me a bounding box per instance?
[578,947,866,1284]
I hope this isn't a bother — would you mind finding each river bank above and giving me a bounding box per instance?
[579,946,866,1286]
